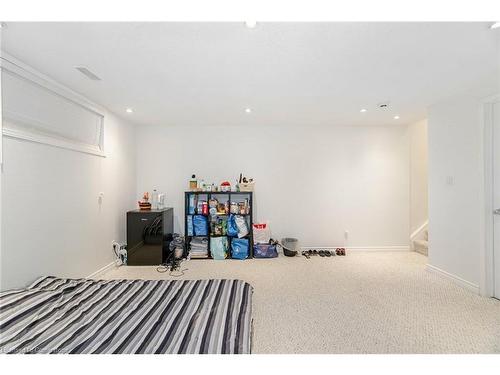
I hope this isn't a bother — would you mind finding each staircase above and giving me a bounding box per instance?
[413,229,428,256]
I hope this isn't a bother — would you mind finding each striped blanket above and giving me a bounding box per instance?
[0,276,253,354]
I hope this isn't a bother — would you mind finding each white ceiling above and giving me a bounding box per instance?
[1,22,499,127]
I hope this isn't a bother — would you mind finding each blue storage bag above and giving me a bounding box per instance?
[227,214,238,237]
[210,237,228,260]
[253,243,278,258]
[231,238,249,260]
[193,215,208,236]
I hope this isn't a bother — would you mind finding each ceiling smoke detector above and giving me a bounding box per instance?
[75,66,101,81]
[377,101,390,109]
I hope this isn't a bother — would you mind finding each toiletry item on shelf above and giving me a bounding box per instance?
[209,198,218,208]
[230,202,239,214]
[217,203,226,214]
[220,181,231,192]
[138,192,151,210]
[151,189,159,209]
[157,193,165,209]
[189,174,197,190]
[201,201,209,216]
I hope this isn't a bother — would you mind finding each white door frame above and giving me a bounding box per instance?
[481,94,500,297]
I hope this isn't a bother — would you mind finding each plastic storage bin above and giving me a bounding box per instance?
[281,238,298,257]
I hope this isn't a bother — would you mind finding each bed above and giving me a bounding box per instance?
[0,276,253,354]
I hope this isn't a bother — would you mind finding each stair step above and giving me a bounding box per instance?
[413,239,428,256]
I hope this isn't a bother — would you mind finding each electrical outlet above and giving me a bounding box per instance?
[344,230,349,240]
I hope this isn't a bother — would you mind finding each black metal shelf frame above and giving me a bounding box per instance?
[184,191,254,259]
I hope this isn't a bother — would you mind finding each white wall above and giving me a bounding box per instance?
[409,119,428,234]
[428,94,483,287]
[1,110,136,290]
[136,125,410,248]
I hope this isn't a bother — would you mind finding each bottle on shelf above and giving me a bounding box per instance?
[189,174,197,190]
[151,189,159,209]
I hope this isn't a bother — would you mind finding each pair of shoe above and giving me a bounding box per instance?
[335,248,346,256]
[302,249,335,259]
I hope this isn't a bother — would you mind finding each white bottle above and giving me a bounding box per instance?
[151,189,159,210]
[157,193,165,209]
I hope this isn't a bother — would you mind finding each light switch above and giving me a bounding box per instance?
[445,176,454,186]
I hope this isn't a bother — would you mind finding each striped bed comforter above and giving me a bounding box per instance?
[0,276,253,354]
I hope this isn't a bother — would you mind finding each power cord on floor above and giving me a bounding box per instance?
[157,251,188,277]
[156,263,188,277]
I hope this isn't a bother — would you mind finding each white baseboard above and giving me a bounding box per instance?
[86,261,117,279]
[426,264,479,294]
[300,246,410,252]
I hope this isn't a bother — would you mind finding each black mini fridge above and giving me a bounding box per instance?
[126,208,173,265]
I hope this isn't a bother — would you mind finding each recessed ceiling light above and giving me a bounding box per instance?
[394,115,400,120]
[126,108,134,114]
[490,22,500,29]
[245,21,257,29]
[245,108,252,113]
[360,109,367,113]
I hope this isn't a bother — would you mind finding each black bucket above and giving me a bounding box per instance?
[281,238,298,257]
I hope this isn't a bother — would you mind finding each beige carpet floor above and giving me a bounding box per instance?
[101,251,500,354]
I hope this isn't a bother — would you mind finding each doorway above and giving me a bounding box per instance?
[493,100,500,299]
